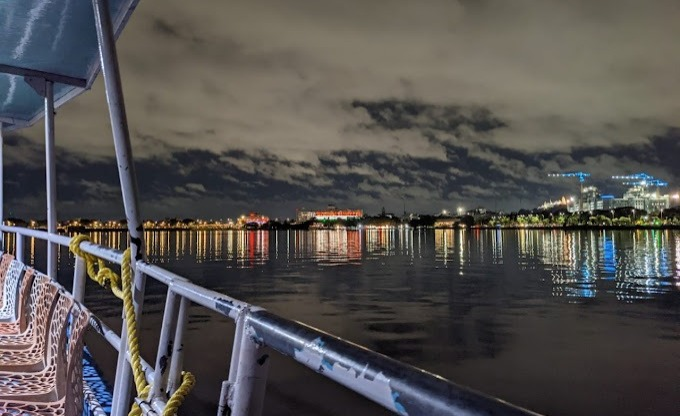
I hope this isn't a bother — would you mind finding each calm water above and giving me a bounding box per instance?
[7,229,679,415]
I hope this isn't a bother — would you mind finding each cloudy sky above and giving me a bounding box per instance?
[5,0,680,219]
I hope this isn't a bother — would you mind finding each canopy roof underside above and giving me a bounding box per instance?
[0,0,139,131]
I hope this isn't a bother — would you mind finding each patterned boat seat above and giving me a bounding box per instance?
[0,274,53,348]
[0,254,14,309]
[0,294,90,416]
[0,260,29,323]
[0,268,36,338]
[0,284,59,371]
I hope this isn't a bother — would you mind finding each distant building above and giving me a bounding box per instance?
[296,205,363,222]
[566,186,670,213]
[434,218,457,228]
[604,187,669,212]
[539,196,572,211]
[296,209,316,222]
[581,186,601,211]
[238,212,269,227]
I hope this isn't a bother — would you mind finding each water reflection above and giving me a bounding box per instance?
[2,229,678,303]
[534,230,678,301]
[2,228,678,415]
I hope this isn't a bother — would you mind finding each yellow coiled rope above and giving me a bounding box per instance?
[70,234,195,416]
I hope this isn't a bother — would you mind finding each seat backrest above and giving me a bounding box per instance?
[63,302,90,416]
[0,253,14,303]
[26,278,60,361]
[19,273,55,339]
[41,291,73,397]
[14,268,35,332]
[0,259,26,319]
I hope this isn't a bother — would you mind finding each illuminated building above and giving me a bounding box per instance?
[564,185,672,213]
[296,205,363,222]
[538,196,571,211]
[237,212,269,228]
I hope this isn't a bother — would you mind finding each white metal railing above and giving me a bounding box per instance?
[0,224,541,416]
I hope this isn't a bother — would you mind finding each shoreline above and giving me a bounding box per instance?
[18,225,680,232]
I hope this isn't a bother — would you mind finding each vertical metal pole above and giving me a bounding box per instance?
[72,256,87,303]
[15,234,24,263]
[167,296,189,394]
[150,290,179,401]
[229,317,270,416]
[216,380,231,416]
[44,81,57,279]
[227,310,247,384]
[92,0,147,414]
[217,310,247,416]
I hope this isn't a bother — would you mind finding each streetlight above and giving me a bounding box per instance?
[457,207,464,216]
[442,209,448,216]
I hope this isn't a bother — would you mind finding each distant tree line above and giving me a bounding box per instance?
[6,206,680,231]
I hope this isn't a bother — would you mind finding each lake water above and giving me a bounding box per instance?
[7,229,679,415]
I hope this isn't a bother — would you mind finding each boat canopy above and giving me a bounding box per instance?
[0,0,139,131]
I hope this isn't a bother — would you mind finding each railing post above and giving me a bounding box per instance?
[15,234,24,264]
[227,309,247,384]
[217,309,248,416]
[92,0,148,414]
[150,290,179,401]
[167,296,189,395]
[72,255,87,303]
[44,80,58,279]
[229,315,270,416]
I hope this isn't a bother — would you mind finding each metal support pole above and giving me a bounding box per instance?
[229,317,270,416]
[150,290,179,401]
[217,308,249,416]
[217,310,248,416]
[72,256,87,303]
[217,380,231,416]
[15,234,24,263]
[44,81,57,279]
[167,296,189,395]
[92,0,147,414]
[227,309,247,384]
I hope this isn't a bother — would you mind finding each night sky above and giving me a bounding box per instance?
[5,0,680,219]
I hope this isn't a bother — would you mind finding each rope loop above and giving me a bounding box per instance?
[70,234,194,416]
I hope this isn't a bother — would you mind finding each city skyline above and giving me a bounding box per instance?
[3,0,679,219]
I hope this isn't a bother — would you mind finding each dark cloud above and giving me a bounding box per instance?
[5,123,679,219]
[4,0,679,218]
[351,100,506,133]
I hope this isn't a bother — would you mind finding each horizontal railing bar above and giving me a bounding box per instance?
[1,225,71,246]
[247,310,540,416]
[0,225,249,319]
[136,262,251,320]
[1,225,125,263]
[89,314,156,384]
[81,241,124,263]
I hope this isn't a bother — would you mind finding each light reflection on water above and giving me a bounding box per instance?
[3,229,679,416]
